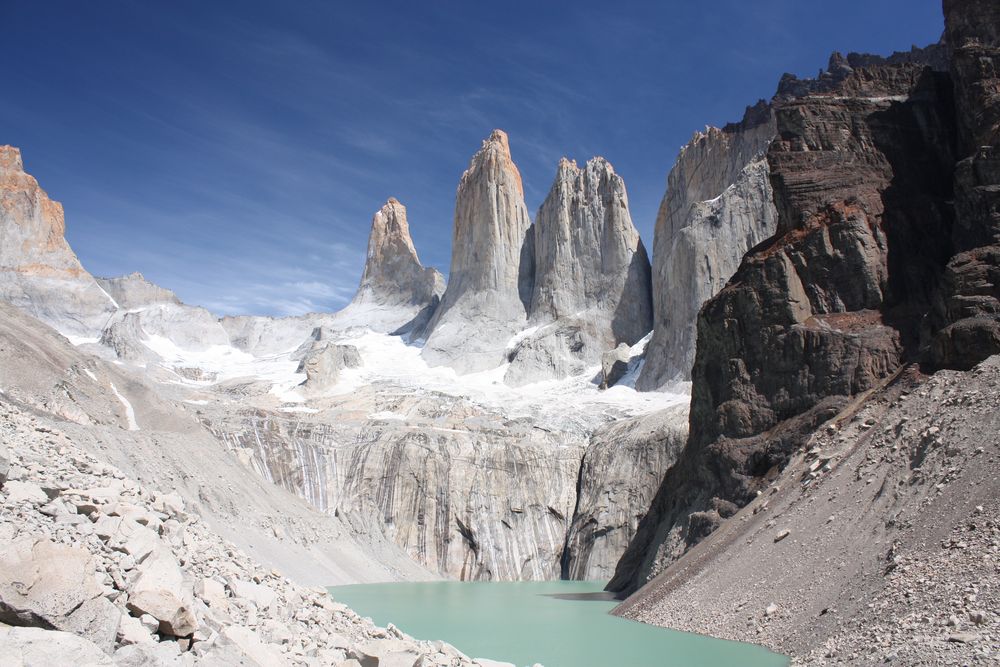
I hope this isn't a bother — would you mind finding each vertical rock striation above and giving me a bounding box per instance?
[0,146,117,336]
[504,157,653,385]
[638,104,778,389]
[422,130,534,373]
[610,45,958,593]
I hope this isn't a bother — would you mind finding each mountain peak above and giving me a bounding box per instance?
[0,145,24,173]
[351,198,443,310]
[486,129,511,155]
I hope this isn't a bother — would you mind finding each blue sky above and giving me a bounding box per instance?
[1,1,944,316]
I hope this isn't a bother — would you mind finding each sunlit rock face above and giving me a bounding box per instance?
[505,157,653,386]
[96,272,181,310]
[928,0,1000,369]
[346,197,445,335]
[638,103,778,389]
[421,130,535,374]
[0,146,117,336]
[203,378,688,582]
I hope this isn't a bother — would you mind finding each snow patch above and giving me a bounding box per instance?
[109,382,139,431]
[66,336,100,346]
[367,411,406,421]
[280,406,319,414]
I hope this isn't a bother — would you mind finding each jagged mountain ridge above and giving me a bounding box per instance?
[0,139,688,585]
[610,0,999,618]
[611,35,959,594]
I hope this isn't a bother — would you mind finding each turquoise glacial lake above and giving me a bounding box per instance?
[329,580,788,667]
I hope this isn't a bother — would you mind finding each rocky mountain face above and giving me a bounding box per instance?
[505,157,653,386]
[0,145,117,336]
[421,130,534,373]
[423,131,654,384]
[0,142,685,591]
[615,357,1000,666]
[928,0,1000,369]
[200,384,688,583]
[610,35,968,591]
[637,103,778,389]
[96,273,181,310]
[346,198,445,334]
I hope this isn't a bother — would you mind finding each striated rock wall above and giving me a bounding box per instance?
[205,389,688,582]
[610,45,959,593]
[422,130,534,373]
[211,398,584,581]
[505,157,653,385]
[638,103,778,388]
[561,406,687,581]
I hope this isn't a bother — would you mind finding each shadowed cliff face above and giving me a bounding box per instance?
[929,0,1000,369]
[610,36,966,592]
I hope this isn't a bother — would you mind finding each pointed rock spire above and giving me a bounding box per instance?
[0,145,80,275]
[352,197,444,309]
[422,130,534,372]
[529,155,651,337]
[503,156,653,386]
[0,146,118,336]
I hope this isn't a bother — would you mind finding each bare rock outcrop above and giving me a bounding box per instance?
[928,0,1000,369]
[346,198,445,335]
[296,342,363,392]
[422,130,534,373]
[562,405,688,581]
[610,44,958,593]
[505,157,653,385]
[0,146,117,337]
[95,273,181,310]
[638,103,778,388]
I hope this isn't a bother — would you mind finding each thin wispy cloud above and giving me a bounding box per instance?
[2,0,945,316]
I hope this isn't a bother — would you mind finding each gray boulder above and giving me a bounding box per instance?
[600,343,632,389]
[0,537,121,652]
[296,342,363,391]
[0,625,114,666]
[126,551,197,637]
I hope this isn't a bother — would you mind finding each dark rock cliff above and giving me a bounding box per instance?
[609,0,996,593]
[928,0,1000,369]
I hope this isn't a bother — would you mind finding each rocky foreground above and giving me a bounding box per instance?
[0,402,519,667]
[616,358,1000,665]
